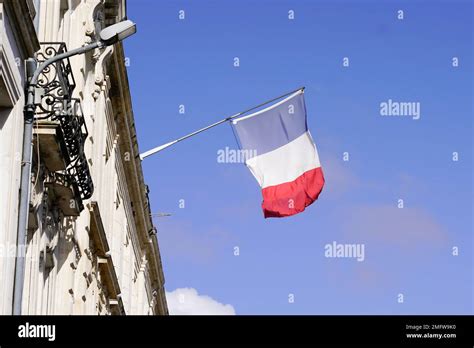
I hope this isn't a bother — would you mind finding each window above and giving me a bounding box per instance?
[0,69,15,139]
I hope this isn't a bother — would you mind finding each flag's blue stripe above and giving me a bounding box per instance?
[231,93,308,157]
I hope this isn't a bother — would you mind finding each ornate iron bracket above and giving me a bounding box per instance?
[34,43,94,210]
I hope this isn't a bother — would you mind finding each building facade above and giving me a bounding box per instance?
[0,0,168,315]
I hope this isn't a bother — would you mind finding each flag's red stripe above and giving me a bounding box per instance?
[261,167,325,218]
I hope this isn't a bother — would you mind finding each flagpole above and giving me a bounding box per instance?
[139,86,305,160]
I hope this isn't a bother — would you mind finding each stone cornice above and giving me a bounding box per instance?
[108,42,168,315]
[0,45,21,105]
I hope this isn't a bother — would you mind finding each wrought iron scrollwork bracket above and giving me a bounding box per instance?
[35,43,94,209]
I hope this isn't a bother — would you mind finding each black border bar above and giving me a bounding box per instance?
[0,315,472,346]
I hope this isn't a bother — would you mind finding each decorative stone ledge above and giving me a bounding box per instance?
[33,122,68,172]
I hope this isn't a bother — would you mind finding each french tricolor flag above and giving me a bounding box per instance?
[231,89,325,218]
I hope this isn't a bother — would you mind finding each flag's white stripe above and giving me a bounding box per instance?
[245,131,321,188]
[232,89,304,124]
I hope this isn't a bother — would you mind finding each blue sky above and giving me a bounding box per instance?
[125,0,473,314]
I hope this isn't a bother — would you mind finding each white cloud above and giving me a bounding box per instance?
[166,288,236,315]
